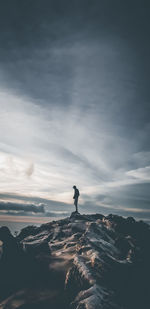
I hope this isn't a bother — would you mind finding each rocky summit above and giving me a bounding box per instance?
[0,212,150,309]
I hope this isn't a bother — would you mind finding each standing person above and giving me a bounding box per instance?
[73,185,80,213]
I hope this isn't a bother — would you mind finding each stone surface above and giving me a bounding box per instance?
[0,213,150,308]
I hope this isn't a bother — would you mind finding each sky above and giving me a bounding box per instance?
[0,0,150,223]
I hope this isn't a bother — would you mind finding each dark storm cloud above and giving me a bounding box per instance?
[0,193,72,212]
[0,201,45,213]
[0,194,71,217]
[0,0,150,114]
[0,0,149,154]
[0,188,149,222]
[81,181,150,223]
[80,202,150,224]
[0,1,150,221]
[95,183,150,210]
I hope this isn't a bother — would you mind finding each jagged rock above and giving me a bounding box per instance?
[0,227,25,300]
[17,225,38,241]
[70,211,82,219]
[0,214,150,309]
[0,227,51,302]
[0,226,22,263]
[23,239,51,257]
[115,235,133,258]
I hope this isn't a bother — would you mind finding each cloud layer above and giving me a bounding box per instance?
[0,201,45,214]
[0,1,150,222]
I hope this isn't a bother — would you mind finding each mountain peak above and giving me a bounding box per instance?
[0,213,150,308]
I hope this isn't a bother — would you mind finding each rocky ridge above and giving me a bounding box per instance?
[0,212,150,309]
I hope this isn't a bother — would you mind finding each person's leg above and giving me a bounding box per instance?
[74,199,76,212]
[75,198,78,212]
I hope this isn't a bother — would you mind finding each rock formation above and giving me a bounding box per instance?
[0,212,150,309]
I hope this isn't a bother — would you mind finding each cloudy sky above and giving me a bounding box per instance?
[0,0,150,222]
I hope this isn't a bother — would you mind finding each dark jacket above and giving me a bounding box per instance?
[73,188,80,199]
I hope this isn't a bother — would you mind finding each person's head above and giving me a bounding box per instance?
[73,185,76,189]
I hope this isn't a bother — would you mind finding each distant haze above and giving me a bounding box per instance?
[0,1,150,223]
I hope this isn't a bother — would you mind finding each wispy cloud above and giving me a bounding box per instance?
[0,1,150,223]
[25,162,34,177]
[126,166,150,180]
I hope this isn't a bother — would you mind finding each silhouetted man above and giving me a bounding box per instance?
[73,185,80,212]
